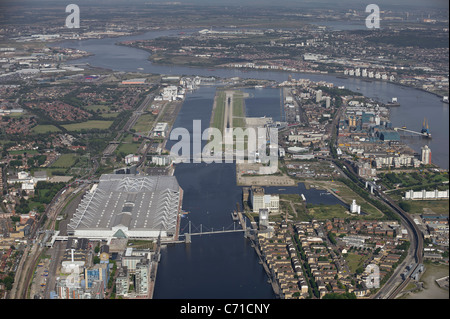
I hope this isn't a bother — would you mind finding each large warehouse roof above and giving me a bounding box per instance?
[67,174,182,239]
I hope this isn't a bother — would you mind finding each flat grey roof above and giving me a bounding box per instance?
[68,174,181,234]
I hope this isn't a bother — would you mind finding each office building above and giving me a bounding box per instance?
[315,90,322,103]
[135,259,150,296]
[251,186,279,213]
[115,267,130,297]
[121,248,151,274]
[421,145,432,165]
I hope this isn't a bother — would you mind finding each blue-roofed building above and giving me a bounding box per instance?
[361,112,374,124]
[84,264,109,290]
[379,130,400,141]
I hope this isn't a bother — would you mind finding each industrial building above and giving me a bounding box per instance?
[67,174,183,241]
[378,130,400,142]
[251,186,279,213]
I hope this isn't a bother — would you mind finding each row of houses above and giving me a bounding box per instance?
[295,221,371,298]
[258,227,306,299]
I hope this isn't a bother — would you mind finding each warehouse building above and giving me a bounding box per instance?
[67,174,183,241]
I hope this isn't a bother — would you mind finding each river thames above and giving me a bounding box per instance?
[58,29,448,169]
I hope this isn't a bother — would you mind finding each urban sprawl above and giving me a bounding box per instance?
[0,2,448,300]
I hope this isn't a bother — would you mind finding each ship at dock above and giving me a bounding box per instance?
[386,97,400,106]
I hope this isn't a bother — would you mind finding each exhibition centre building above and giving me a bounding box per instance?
[67,174,183,241]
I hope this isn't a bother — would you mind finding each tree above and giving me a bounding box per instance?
[355,266,364,275]
[323,292,356,299]
[398,201,411,212]
[328,232,337,245]
[0,275,14,290]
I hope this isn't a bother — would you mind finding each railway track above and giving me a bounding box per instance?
[328,108,423,299]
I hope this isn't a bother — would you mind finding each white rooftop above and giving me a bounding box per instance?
[68,174,182,238]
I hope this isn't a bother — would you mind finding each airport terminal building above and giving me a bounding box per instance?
[67,174,183,241]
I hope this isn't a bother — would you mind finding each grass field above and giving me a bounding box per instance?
[379,171,449,190]
[84,104,112,112]
[83,104,120,118]
[211,91,226,133]
[51,154,78,168]
[308,204,349,220]
[309,180,384,219]
[116,142,141,155]
[232,91,246,128]
[62,120,113,131]
[100,112,119,118]
[346,252,369,273]
[403,200,449,215]
[31,125,61,134]
[121,133,135,143]
[9,149,39,155]
[280,195,313,222]
[132,113,156,133]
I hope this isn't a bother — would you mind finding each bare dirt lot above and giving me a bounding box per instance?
[236,162,296,186]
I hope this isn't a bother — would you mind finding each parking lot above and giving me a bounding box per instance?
[29,257,51,299]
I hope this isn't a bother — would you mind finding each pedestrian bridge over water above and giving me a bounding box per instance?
[171,212,253,244]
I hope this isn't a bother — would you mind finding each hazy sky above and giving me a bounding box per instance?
[1,0,448,8]
[0,0,448,17]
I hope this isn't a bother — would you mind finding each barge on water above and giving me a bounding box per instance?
[386,97,400,106]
